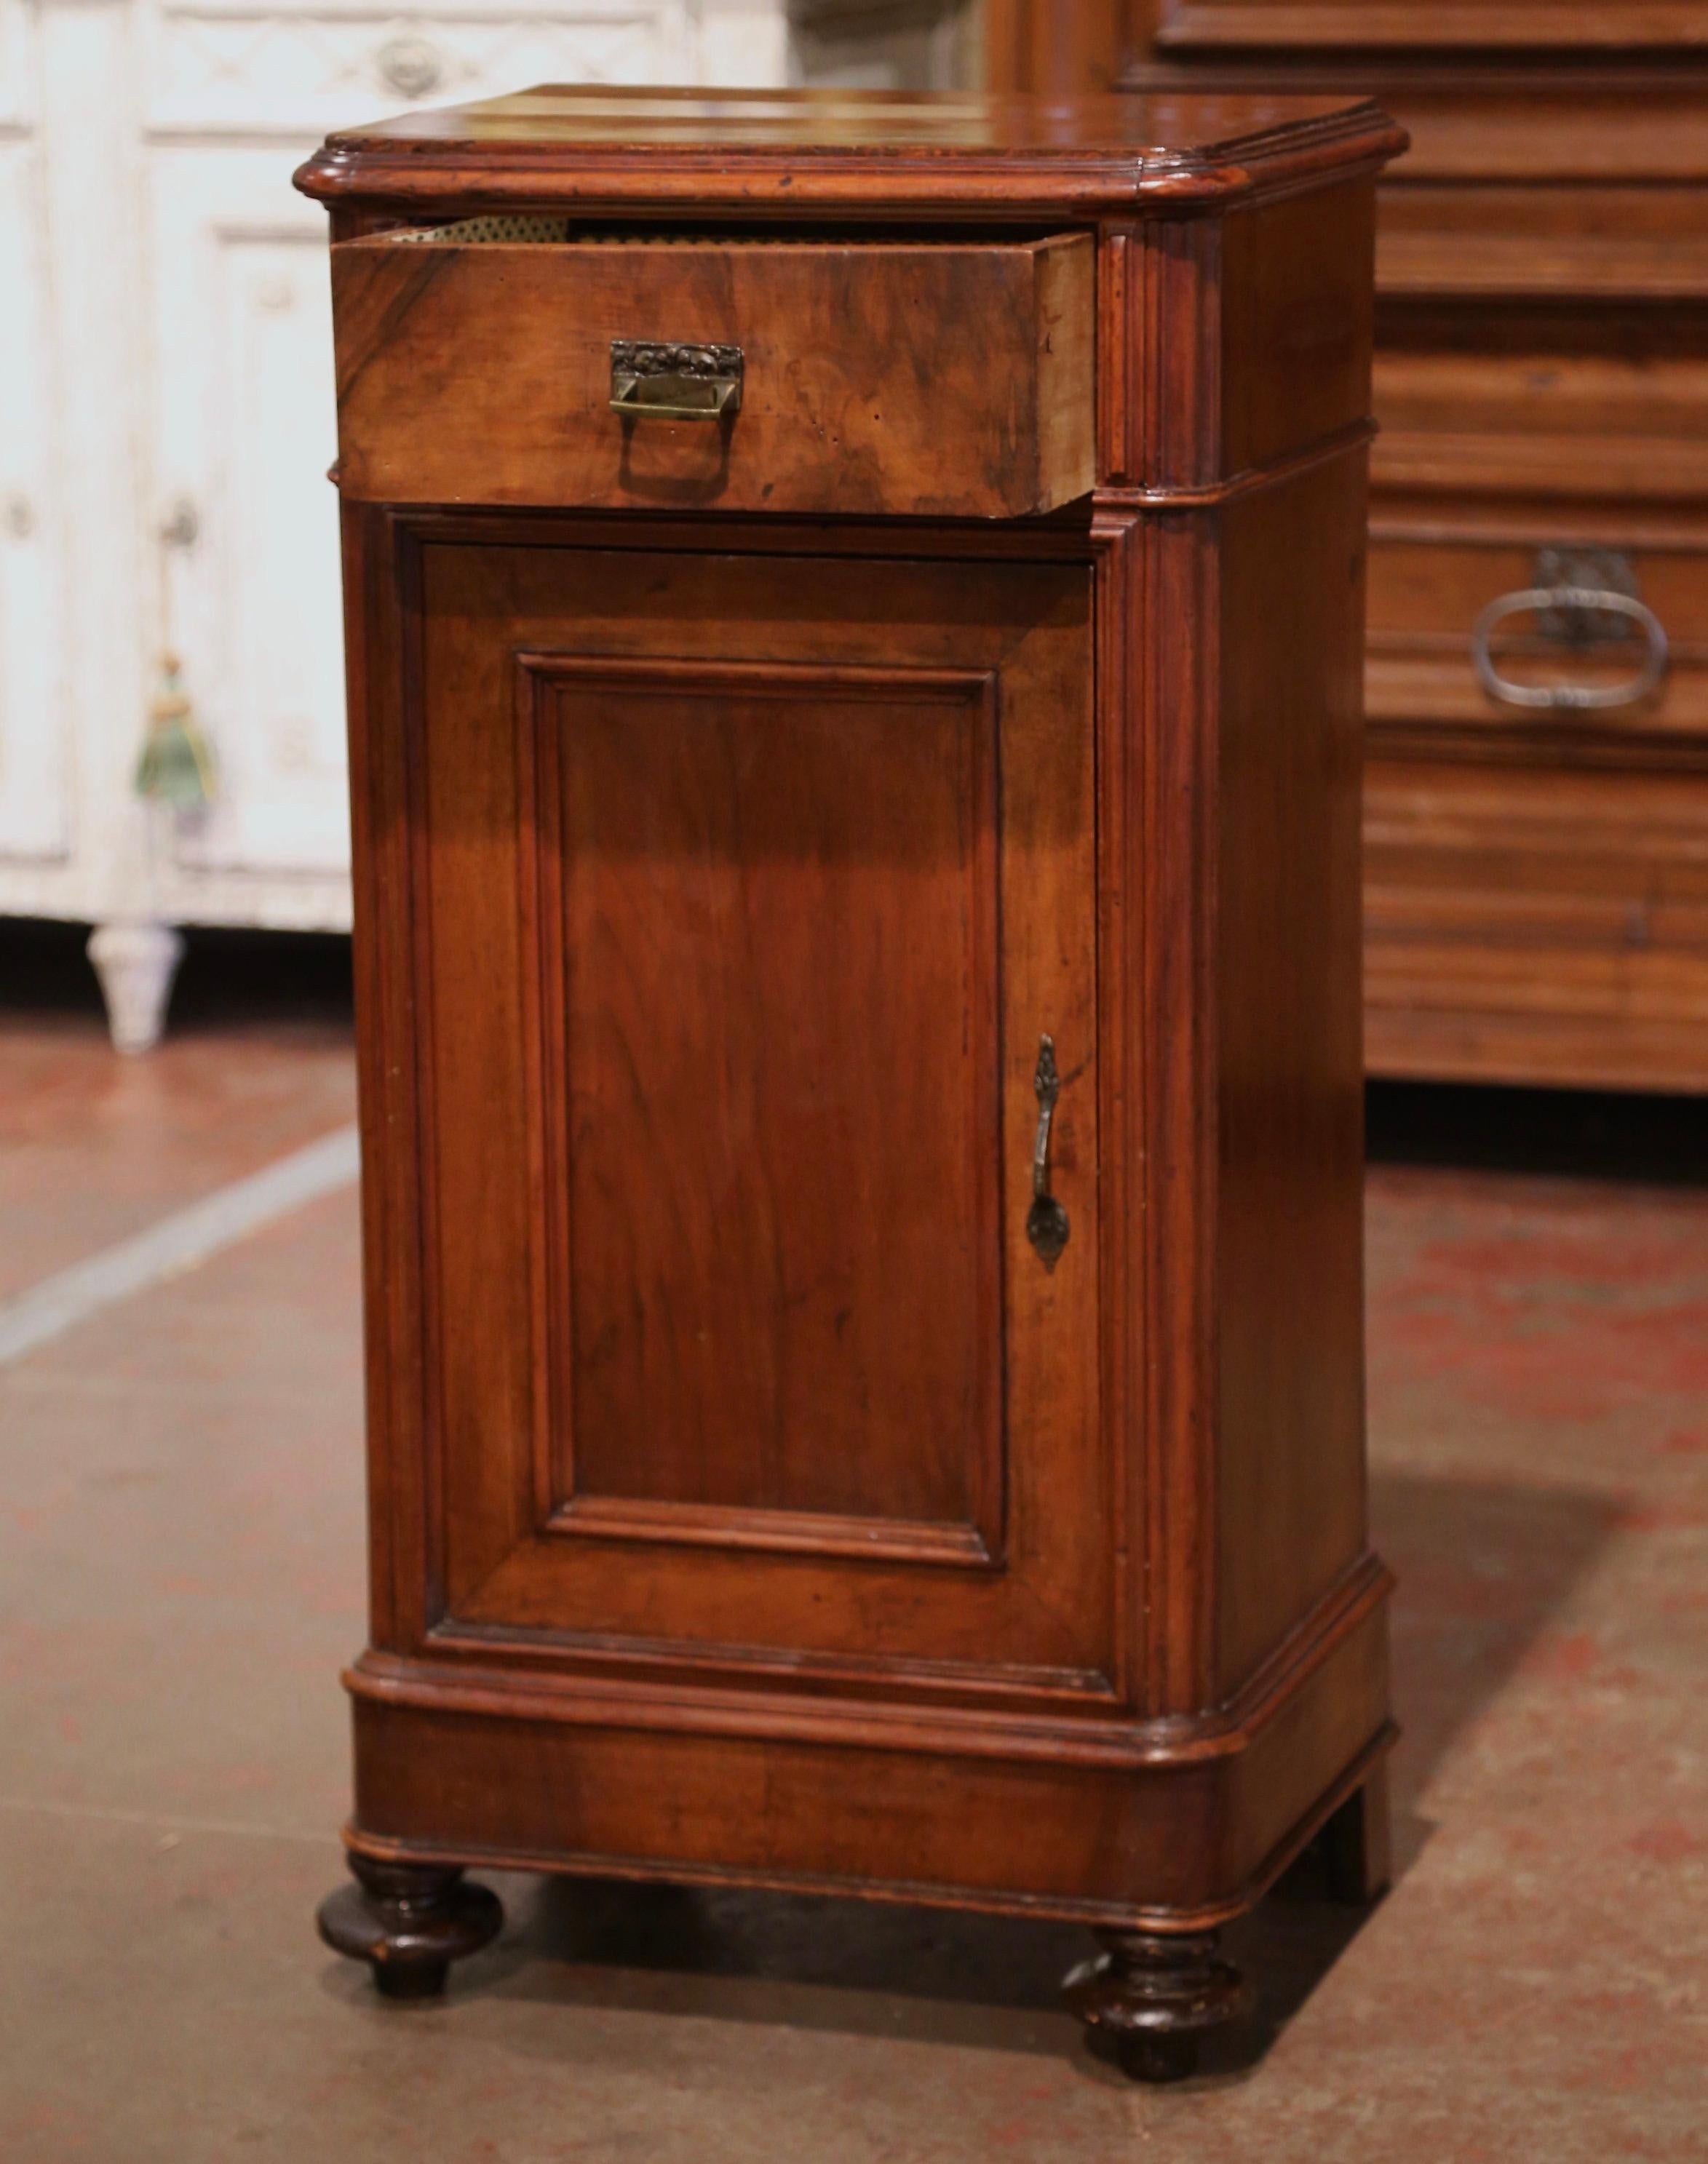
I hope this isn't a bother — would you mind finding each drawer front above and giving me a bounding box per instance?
[1372,337,1708,504]
[331,230,1095,519]
[1378,183,1708,303]
[1365,756,1708,1091]
[1367,528,1708,760]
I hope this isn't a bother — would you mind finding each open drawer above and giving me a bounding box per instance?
[330,221,1095,519]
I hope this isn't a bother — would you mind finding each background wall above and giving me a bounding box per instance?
[788,0,977,87]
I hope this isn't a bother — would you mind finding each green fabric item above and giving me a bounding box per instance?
[135,664,216,808]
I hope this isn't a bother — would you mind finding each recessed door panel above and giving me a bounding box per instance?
[415,541,1109,1697]
[524,653,1003,1567]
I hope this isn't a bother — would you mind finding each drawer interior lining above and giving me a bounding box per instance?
[394,215,579,244]
[386,218,1072,247]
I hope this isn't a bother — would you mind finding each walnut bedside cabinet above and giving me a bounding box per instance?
[295,85,1404,2082]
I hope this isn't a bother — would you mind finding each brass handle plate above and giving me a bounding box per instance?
[611,340,744,423]
[1471,548,1668,713]
[1025,1035,1071,1271]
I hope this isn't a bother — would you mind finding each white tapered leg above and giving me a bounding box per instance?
[87,920,185,1054]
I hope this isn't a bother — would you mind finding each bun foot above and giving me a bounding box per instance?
[1063,1928,1250,2083]
[317,1855,503,2000]
[1118,2030,1201,2083]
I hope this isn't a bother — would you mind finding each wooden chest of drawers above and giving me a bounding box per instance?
[1359,79,1708,1091]
[990,15,1708,1092]
[296,84,1401,2080]
[1179,69,1708,1090]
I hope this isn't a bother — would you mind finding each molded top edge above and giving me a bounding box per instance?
[295,84,1406,215]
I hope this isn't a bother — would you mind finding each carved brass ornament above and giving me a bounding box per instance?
[610,340,744,422]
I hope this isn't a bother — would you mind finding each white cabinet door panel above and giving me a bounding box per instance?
[0,0,32,129]
[149,146,351,884]
[0,143,69,864]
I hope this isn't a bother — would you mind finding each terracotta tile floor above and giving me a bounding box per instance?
[0,978,355,1300]
[1,1019,1703,2162]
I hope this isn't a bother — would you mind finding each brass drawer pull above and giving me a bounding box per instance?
[610,339,744,422]
[1471,559,1668,715]
[1026,1035,1071,1272]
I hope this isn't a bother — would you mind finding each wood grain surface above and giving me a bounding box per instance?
[311,89,1398,2050]
[413,538,1108,1682]
[332,234,1095,517]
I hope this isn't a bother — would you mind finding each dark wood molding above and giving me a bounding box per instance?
[1097,416,1378,509]
[549,1497,1000,1570]
[338,1719,1398,1938]
[294,87,1405,220]
[346,1546,1393,1761]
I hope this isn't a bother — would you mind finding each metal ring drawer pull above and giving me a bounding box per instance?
[611,340,744,423]
[1471,584,1669,712]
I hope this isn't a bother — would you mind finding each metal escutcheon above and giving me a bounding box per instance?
[1026,1035,1071,1271]
[610,340,744,423]
[1471,552,1668,714]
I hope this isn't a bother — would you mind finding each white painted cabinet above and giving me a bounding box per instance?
[0,136,67,867]
[148,146,350,901]
[0,0,802,1046]
[787,0,977,90]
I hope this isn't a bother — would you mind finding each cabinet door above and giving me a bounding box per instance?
[405,540,1111,1703]
[0,143,68,863]
[148,147,349,886]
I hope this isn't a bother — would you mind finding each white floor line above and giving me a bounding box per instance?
[0,1123,361,1368]
[0,1793,329,1845]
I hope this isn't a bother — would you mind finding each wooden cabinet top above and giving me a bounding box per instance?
[295,82,1403,217]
